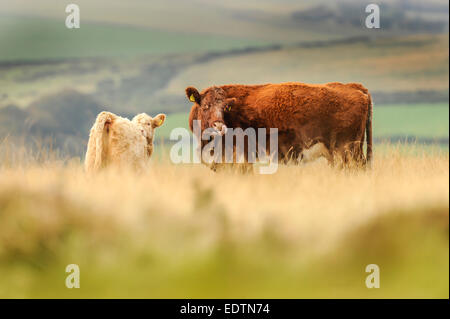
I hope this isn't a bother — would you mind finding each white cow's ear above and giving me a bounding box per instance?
[152,114,166,128]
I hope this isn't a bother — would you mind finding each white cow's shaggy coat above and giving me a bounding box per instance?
[85,111,166,172]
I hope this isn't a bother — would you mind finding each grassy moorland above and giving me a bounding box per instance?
[164,34,449,95]
[0,143,448,298]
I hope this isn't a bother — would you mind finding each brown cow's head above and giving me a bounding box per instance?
[186,86,236,135]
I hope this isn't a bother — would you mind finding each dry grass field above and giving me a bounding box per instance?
[0,142,448,298]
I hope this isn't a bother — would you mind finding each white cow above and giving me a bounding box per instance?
[85,111,166,172]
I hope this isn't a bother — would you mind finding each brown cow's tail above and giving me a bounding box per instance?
[366,94,373,167]
[85,111,114,172]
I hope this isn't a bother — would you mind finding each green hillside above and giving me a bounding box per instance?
[0,15,267,61]
[163,34,449,96]
[374,104,449,139]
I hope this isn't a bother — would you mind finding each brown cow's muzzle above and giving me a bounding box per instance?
[212,121,227,136]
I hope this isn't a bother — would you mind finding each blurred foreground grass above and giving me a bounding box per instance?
[0,143,448,298]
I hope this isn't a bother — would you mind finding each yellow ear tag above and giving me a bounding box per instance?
[159,119,163,125]
[189,94,196,102]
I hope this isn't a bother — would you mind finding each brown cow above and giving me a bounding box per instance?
[185,82,373,169]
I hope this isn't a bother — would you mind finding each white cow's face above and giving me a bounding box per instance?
[132,113,166,141]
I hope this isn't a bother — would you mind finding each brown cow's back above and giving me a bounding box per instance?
[222,82,368,127]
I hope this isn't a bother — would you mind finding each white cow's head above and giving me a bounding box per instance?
[132,113,166,142]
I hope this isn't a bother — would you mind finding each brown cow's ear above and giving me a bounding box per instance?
[186,86,201,104]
